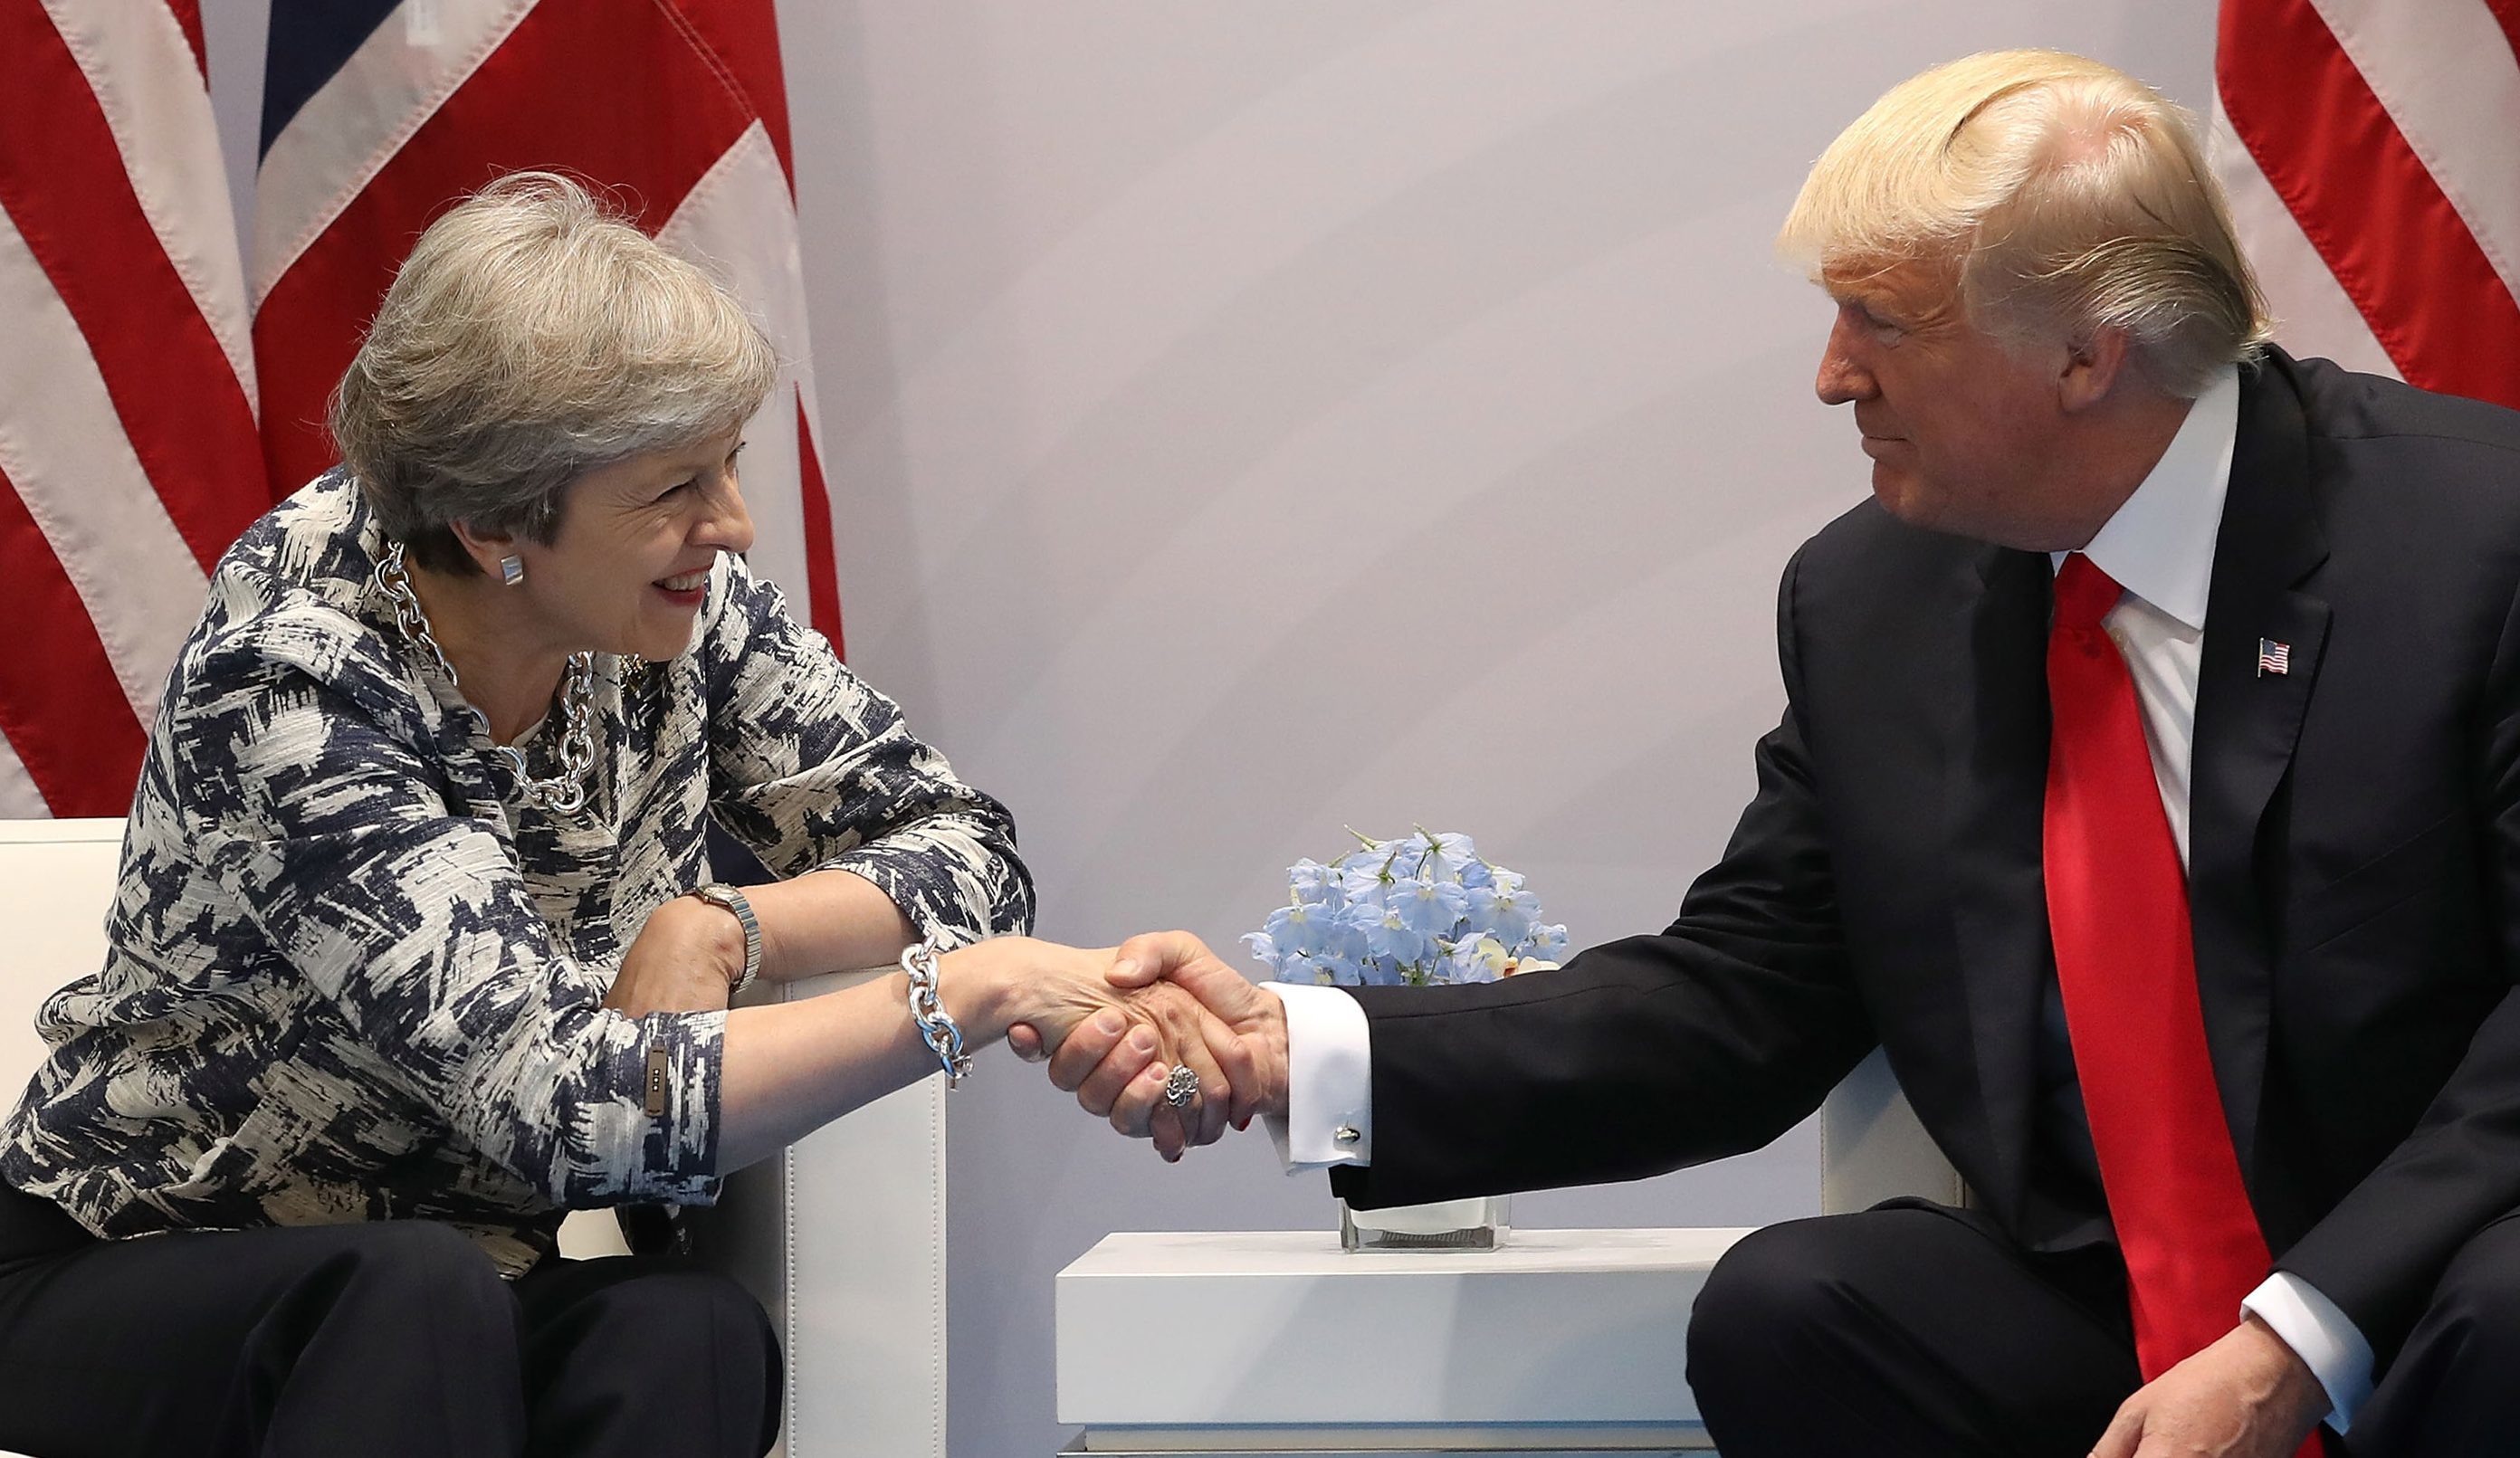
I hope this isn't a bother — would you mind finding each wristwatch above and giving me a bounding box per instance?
[688,883,762,995]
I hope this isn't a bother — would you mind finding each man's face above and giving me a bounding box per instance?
[1814,259,2072,548]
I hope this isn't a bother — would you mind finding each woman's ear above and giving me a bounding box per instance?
[445,519,520,579]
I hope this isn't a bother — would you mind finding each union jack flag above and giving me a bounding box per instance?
[0,0,841,818]
[253,0,843,642]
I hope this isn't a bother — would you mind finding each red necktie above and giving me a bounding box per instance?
[2044,555,2305,1424]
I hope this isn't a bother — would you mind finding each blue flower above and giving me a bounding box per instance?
[1337,850,1397,909]
[1255,831,1567,987]
[1388,875,1470,938]
[1287,859,1344,907]
[1353,900,1433,969]
[1441,934,1512,983]
[1382,829,1480,884]
[1467,875,1540,946]
[1289,949,1360,985]
[1262,900,1345,962]
[1419,829,1482,881]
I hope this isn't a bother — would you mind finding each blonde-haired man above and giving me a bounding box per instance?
[1058,48,2520,1458]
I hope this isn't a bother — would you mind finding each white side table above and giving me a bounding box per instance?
[1055,1228,1750,1455]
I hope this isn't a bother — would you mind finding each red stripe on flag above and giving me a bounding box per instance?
[0,0,269,569]
[166,0,206,79]
[2219,0,2520,410]
[0,466,150,817]
[663,0,795,186]
[253,0,761,493]
[793,391,844,656]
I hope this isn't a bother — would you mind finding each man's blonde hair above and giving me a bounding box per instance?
[1777,50,2270,397]
[332,171,778,576]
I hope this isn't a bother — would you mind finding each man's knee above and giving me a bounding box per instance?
[2348,1217,2520,1455]
[1686,1216,1871,1401]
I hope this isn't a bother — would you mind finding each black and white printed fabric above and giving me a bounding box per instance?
[2,471,1034,1275]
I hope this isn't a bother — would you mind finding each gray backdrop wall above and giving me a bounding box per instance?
[196,5,2218,1455]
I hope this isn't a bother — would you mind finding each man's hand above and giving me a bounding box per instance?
[605,893,745,1017]
[1012,930,1290,1160]
[2089,1317,2328,1458]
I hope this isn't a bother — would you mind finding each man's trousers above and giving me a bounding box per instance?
[1686,1199,2520,1458]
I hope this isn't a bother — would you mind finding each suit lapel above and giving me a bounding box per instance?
[1945,544,2055,1223]
[2188,357,2330,1179]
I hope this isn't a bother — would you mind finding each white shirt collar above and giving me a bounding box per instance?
[2049,365,2239,632]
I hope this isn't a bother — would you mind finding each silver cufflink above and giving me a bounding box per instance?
[1333,1125,1361,1146]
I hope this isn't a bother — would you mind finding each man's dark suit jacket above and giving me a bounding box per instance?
[1329,351,2520,1372]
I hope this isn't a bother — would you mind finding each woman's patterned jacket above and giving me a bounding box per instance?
[1,471,1034,1274]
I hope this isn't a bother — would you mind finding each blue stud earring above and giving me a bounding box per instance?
[500,555,525,586]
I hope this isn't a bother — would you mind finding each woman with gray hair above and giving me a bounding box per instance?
[0,173,1246,1458]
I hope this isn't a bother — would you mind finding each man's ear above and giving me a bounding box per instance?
[2057,327,2132,414]
[445,519,519,578]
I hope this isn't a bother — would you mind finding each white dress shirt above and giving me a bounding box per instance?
[1266,365,2376,1429]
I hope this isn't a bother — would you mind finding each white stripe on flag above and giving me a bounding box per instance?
[37,0,258,408]
[2207,98,2400,378]
[655,122,819,607]
[0,205,213,720]
[251,0,535,305]
[0,731,46,819]
[2305,0,2520,309]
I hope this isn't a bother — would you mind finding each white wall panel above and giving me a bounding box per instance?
[771,8,2215,1455]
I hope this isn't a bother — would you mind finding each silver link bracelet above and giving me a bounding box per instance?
[901,939,972,1088]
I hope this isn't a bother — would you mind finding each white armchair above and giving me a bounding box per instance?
[0,817,945,1458]
[1820,1046,1969,1215]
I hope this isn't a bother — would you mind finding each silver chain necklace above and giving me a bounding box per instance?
[373,541,598,815]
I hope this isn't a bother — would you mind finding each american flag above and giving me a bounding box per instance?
[2258,637,2292,677]
[253,0,843,643]
[0,1,267,818]
[0,0,841,819]
[2214,0,2520,409]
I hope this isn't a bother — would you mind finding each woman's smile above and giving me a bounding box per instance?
[653,567,711,607]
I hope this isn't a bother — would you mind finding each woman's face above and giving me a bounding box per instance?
[510,428,755,662]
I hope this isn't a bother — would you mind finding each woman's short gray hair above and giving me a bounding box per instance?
[331,171,778,575]
[1777,50,2271,398]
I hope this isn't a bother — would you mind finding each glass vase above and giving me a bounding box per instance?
[1338,1194,1512,1252]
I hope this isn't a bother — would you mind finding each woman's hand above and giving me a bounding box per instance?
[980,940,1253,1156]
[1057,932,1285,1140]
[606,894,747,1017]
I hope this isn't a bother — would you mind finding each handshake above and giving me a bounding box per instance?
[1003,931,1293,1162]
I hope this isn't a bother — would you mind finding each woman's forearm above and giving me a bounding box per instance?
[740,867,918,981]
[713,936,1071,1172]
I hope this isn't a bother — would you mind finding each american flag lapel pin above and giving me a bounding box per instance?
[2257,638,2291,677]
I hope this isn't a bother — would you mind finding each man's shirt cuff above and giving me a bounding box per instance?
[2242,1272,2374,1433]
[1257,981,1372,1169]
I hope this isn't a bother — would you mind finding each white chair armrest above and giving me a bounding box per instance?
[1820,1047,1968,1214]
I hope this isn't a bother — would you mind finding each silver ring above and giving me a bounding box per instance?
[1162,1064,1201,1109]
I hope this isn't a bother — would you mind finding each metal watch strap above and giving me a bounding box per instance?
[690,883,761,995]
[901,939,972,1088]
